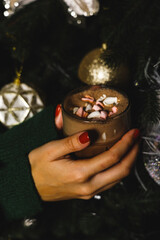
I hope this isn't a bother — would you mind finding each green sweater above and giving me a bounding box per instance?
[0,105,58,220]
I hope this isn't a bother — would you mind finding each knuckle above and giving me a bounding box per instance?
[28,150,33,159]
[81,194,93,200]
[28,148,42,164]
[108,150,120,163]
[65,137,77,152]
[79,185,92,196]
[99,162,107,170]
[28,151,34,164]
[73,169,86,183]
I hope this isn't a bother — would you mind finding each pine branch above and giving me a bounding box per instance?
[138,90,160,129]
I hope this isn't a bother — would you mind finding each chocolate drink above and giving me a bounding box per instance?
[62,85,130,158]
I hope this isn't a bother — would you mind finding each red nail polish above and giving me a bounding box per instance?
[79,132,90,144]
[55,104,61,117]
[133,129,140,139]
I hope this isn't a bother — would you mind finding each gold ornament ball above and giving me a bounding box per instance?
[78,46,130,89]
[0,81,44,128]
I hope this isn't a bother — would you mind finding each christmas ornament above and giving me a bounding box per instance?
[61,0,99,25]
[23,218,37,228]
[78,44,130,88]
[142,123,160,185]
[3,0,37,17]
[63,0,99,16]
[0,71,44,128]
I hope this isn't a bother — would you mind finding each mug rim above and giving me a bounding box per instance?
[62,85,131,124]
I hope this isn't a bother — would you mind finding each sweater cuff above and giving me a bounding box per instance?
[0,106,59,220]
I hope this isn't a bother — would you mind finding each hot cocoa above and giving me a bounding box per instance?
[62,86,130,158]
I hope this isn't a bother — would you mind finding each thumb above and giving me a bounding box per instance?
[49,131,90,160]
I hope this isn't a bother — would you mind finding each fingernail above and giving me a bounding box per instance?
[79,132,90,144]
[133,129,140,139]
[55,104,61,117]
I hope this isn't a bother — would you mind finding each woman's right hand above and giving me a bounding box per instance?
[28,124,140,202]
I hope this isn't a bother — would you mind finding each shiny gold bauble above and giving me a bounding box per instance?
[78,44,130,88]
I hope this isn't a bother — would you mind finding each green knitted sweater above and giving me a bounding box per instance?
[0,106,58,220]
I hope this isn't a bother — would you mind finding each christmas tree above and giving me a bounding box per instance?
[0,0,160,239]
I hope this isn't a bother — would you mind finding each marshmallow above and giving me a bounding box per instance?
[103,97,118,105]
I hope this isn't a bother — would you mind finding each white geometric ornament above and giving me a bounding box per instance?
[0,82,44,128]
[63,0,99,21]
[3,0,37,17]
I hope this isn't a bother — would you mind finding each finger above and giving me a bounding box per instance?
[93,180,120,194]
[29,131,90,162]
[86,140,140,193]
[78,180,120,200]
[92,180,120,197]
[79,128,140,178]
[43,131,90,160]
[55,104,63,130]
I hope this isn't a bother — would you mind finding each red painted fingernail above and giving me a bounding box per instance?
[133,129,140,139]
[55,104,61,117]
[79,132,90,144]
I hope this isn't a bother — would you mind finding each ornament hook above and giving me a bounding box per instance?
[14,66,23,85]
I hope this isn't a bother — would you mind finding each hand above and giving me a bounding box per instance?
[28,105,140,201]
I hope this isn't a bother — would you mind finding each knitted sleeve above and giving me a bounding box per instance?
[0,105,59,220]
